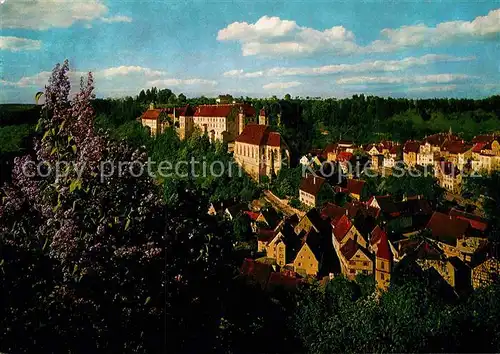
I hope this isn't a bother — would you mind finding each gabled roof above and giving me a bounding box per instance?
[194,103,255,117]
[225,203,248,218]
[395,198,433,216]
[370,225,386,246]
[266,272,302,291]
[235,124,283,147]
[304,208,326,232]
[301,229,325,261]
[376,228,392,261]
[449,208,488,232]
[442,141,472,154]
[259,208,280,229]
[141,109,164,120]
[300,174,326,197]
[340,238,371,261]
[472,134,497,143]
[243,210,260,221]
[332,214,352,242]
[472,142,487,153]
[426,212,470,245]
[324,143,338,154]
[370,195,399,214]
[403,140,420,153]
[320,202,347,221]
[346,179,365,196]
[425,133,460,147]
[337,151,353,162]
[175,104,196,117]
[257,228,276,242]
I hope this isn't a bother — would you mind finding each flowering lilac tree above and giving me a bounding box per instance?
[0,60,166,352]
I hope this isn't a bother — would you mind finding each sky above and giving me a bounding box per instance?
[0,0,499,103]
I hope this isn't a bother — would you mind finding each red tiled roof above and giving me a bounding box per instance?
[324,143,338,154]
[194,103,255,117]
[141,109,163,120]
[332,214,352,242]
[403,140,420,153]
[236,124,282,147]
[266,272,302,291]
[175,105,196,117]
[472,134,496,143]
[472,142,487,153]
[449,208,488,232]
[240,258,273,287]
[299,174,326,197]
[442,141,472,154]
[337,151,353,162]
[370,225,386,246]
[257,228,276,242]
[347,179,365,196]
[425,133,460,147]
[426,212,470,244]
[376,228,391,260]
[244,210,260,221]
[321,202,347,220]
[339,238,367,260]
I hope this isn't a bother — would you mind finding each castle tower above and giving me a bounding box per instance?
[238,106,246,135]
[149,102,155,110]
[259,108,268,126]
[375,229,392,292]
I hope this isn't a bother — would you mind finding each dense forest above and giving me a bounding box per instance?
[1,64,500,353]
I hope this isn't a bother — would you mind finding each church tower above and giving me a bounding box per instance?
[375,229,392,292]
[259,108,268,125]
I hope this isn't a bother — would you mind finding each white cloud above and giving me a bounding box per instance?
[336,74,476,85]
[99,66,166,78]
[263,81,302,90]
[217,15,357,57]
[218,10,500,57]
[100,15,133,24]
[1,0,132,30]
[0,36,42,51]
[408,85,458,93]
[147,79,218,87]
[224,54,475,78]
[368,9,500,52]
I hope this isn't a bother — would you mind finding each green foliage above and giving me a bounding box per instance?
[233,214,252,242]
[0,124,33,153]
[271,165,303,198]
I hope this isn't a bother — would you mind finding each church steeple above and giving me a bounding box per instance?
[375,228,392,292]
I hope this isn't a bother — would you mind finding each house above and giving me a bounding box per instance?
[265,223,300,266]
[448,208,488,233]
[256,208,280,230]
[257,228,276,252]
[374,229,392,291]
[331,214,367,252]
[224,203,249,220]
[294,208,326,235]
[320,202,347,222]
[403,140,420,167]
[442,141,473,169]
[324,143,339,162]
[423,132,460,152]
[338,238,373,279]
[371,154,384,170]
[417,255,470,292]
[471,257,500,289]
[474,139,500,174]
[139,103,172,136]
[417,150,440,167]
[234,124,290,181]
[383,146,400,169]
[346,178,366,200]
[293,229,331,276]
[299,174,330,208]
[435,160,462,194]
[176,103,256,142]
[425,211,488,262]
[243,210,260,232]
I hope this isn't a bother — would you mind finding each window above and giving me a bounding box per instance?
[298,262,302,267]
[350,269,355,274]
[381,273,385,280]
[381,262,385,270]
[363,262,368,266]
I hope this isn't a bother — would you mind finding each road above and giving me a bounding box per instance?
[263,190,305,218]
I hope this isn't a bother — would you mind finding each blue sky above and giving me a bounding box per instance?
[0,0,499,102]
